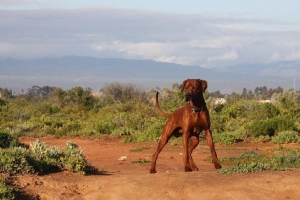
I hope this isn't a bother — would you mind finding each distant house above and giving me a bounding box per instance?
[92,92,104,97]
[259,100,272,103]
[214,98,226,105]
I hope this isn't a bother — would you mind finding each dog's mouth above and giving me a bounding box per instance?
[185,93,192,102]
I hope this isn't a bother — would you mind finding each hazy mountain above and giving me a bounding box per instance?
[0,56,298,94]
[216,61,300,77]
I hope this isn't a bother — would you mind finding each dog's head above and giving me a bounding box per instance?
[181,79,207,102]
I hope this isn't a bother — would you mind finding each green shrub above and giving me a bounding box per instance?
[0,132,21,149]
[95,122,116,135]
[129,122,163,142]
[61,141,90,174]
[213,132,243,145]
[29,140,91,174]
[29,140,63,173]
[271,131,300,144]
[0,147,35,175]
[218,149,300,174]
[252,135,271,143]
[246,117,295,138]
[0,178,15,200]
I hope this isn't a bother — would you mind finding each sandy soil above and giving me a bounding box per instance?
[13,136,300,200]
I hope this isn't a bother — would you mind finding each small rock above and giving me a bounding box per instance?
[118,156,127,161]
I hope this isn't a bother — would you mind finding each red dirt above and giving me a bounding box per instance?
[14,136,300,200]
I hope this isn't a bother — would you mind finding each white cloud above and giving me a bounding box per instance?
[284,51,300,61]
[187,38,241,49]
[207,51,239,62]
[270,51,300,62]
[0,8,299,68]
[92,41,173,58]
[0,0,27,6]
[270,53,281,61]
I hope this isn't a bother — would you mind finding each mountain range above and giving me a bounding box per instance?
[0,56,299,94]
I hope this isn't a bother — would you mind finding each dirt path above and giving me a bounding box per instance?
[14,136,300,200]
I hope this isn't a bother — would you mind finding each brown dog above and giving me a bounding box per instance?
[150,79,222,173]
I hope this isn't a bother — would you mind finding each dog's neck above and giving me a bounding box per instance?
[187,98,206,113]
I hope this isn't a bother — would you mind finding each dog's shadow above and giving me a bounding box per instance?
[86,169,113,176]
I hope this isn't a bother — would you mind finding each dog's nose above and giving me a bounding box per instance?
[185,93,192,101]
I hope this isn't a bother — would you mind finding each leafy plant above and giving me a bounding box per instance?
[213,132,243,145]
[29,140,63,173]
[0,132,21,149]
[129,146,150,152]
[131,158,151,164]
[0,147,35,175]
[218,149,300,174]
[271,131,300,144]
[61,141,91,174]
[0,178,15,200]
[246,117,295,138]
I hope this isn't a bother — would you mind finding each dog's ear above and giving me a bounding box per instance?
[198,79,207,92]
[181,79,188,91]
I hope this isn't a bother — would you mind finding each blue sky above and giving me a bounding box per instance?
[0,0,300,68]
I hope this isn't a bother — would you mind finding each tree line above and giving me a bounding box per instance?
[0,83,299,144]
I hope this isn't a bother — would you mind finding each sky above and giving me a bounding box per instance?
[1,0,300,68]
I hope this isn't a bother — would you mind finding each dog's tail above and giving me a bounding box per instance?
[156,92,172,118]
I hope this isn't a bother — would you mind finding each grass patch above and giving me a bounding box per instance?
[131,158,151,164]
[0,178,15,200]
[271,131,300,144]
[218,148,300,174]
[213,132,244,145]
[129,146,150,152]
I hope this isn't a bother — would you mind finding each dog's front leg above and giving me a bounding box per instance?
[182,131,192,172]
[205,129,222,169]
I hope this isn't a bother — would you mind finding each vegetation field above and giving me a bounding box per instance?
[1,82,300,199]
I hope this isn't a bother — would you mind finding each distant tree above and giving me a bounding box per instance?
[209,90,224,98]
[242,88,248,99]
[67,86,96,110]
[27,85,56,98]
[0,88,13,99]
[102,82,147,103]
[53,88,67,107]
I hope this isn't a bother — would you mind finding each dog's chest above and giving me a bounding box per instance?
[190,111,209,131]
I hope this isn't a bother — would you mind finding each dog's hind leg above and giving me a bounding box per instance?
[150,123,177,174]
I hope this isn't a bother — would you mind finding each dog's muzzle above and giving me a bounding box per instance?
[185,93,192,102]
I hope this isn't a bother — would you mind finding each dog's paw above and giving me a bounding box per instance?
[184,166,193,172]
[190,163,199,171]
[150,169,157,174]
[214,163,222,169]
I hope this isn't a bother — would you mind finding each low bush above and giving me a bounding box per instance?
[271,131,300,144]
[0,178,15,200]
[0,139,93,176]
[246,117,295,138]
[29,140,63,173]
[29,140,92,175]
[252,135,271,143]
[218,149,300,174]
[0,132,21,149]
[213,132,244,145]
[61,141,90,174]
[0,147,35,175]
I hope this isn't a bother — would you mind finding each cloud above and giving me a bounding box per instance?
[207,51,239,61]
[0,0,27,6]
[0,8,299,68]
[270,51,300,62]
